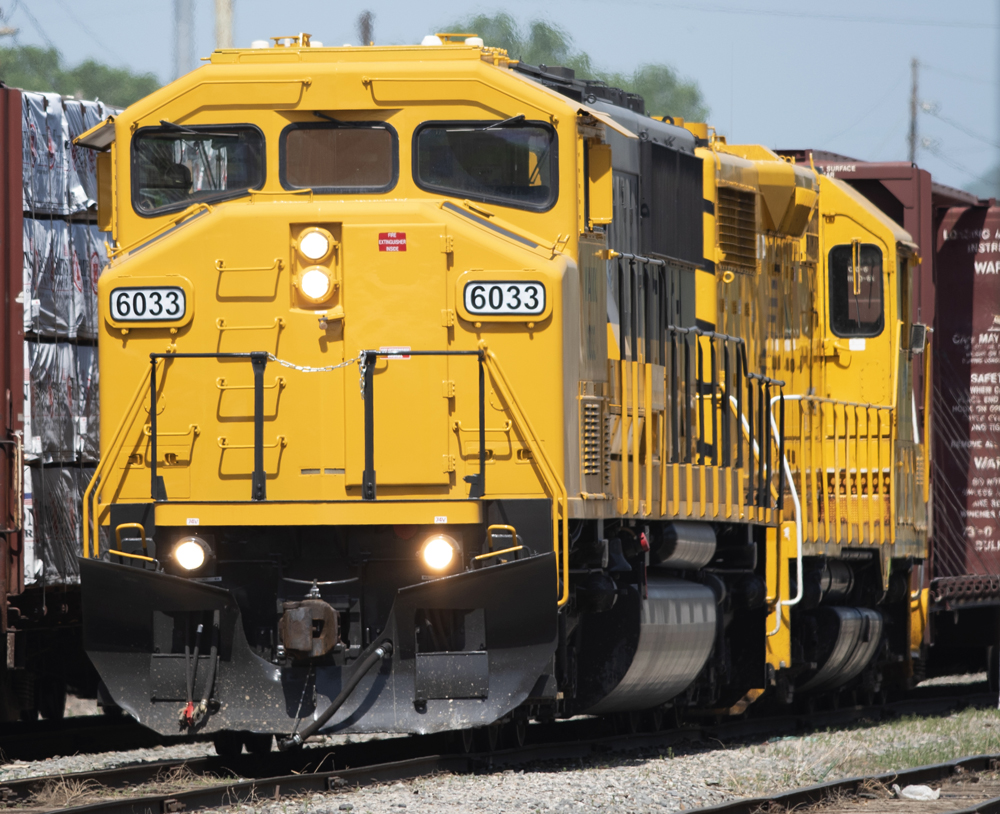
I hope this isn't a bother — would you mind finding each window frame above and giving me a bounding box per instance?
[279,121,399,194]
[827,242,886,339]
[130,123,266,219]
[412,119,559,213]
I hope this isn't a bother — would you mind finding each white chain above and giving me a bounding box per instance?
[266,353,361,374]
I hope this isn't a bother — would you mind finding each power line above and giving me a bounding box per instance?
[52,0,125,64]
[9,0,57,51]
[819,72,906,147]
[923,141,982,180]
[922,62,998,87]
[574,1,1000,30]
[922,105,1000,150]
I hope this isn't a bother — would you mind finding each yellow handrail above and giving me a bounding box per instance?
[479,341,570,607]
[922,334,932,505]
[83,361,161,558]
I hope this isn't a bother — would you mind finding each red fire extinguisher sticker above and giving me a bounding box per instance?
[378,232,406,252]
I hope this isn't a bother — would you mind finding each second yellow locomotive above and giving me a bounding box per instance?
[75,33,927,751]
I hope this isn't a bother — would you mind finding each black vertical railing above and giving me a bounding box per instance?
[150,352,271,503]
[360,349,487,502]
[250,352,267,501]
[658,329,784,513]
[148,348,488,504]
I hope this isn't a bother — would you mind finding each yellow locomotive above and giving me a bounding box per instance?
[75,34,927,752]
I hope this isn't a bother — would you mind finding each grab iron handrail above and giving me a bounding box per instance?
[358,349,487,501]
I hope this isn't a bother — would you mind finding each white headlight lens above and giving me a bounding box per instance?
[299,231,330,261]
[301,268,331,300]
[422,536,455,570]
[175,539,207,571]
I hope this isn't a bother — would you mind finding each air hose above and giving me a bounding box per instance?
[278,640,392,750]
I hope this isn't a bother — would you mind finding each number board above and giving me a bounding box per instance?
[110,286,186,322]
[463,281,545,316]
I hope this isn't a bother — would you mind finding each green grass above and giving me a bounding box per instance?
[726,707,1000,797]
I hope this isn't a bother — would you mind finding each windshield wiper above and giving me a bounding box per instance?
[314,111,345,125]
[158,120,238,139]
[485,114,526,129]
[445,114,527,134]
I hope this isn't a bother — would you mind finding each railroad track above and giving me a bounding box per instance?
[1,689,994,813]
[0,714,214,763]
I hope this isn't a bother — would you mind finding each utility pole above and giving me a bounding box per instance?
[909,57,920,164]
[908,57,919,164]
[174,0,194,79]
[215,0,233,49]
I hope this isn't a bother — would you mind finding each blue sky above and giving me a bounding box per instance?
[8,0,999,193]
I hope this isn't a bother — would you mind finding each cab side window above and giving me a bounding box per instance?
[828,243,884,337]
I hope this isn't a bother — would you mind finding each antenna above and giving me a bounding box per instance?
[908,57,919,164]
[174,0,194,79]
[215,0,233,49]
[356,10,375,46]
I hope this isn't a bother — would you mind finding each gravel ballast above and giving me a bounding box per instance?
[5,678,999,814]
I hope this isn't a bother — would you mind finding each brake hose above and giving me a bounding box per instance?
[278,640,393,750]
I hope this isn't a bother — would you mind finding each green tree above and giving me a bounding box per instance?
[440,13,708,121]
[968,165,1000,201]
[0,45,159,108]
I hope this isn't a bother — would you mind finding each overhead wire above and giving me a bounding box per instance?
[922,107,1000,150]
[922,63,998,87]
[52,0,126,65]
[573,1,1000,30]
[9,0,57,51]
[819,72,907,147]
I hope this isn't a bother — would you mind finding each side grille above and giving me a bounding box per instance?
[581,399,602,476]
[717,187,757,273]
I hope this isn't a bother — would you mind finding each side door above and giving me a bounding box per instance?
[820,234,894,406]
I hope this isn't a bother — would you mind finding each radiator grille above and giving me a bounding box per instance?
[718,187,757,273]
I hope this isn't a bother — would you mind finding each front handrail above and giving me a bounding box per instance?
[83,360,161,558]
[479,341,570,607]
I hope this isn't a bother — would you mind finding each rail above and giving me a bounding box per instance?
[778,394,896,546]
[358,349,486,500]
[613,319,786,523]
[479,341,570,607]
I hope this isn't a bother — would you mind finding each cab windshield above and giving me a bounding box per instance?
[414,121,557,210]
[132,125,264,216]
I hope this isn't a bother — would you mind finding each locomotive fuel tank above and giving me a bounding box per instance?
[576,575,717,714]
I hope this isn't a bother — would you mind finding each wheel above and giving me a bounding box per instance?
[507,718,528,749]
[37,678,66,721]
[615,712,641,735]
[213,731,244,758]
[475,723,501,751]
[458,728,475,753]
[243,732,273,755]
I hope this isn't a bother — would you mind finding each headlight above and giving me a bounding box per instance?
[421,535,456,571]
[298,228,332,262]
[300,267,332,301]
[174,537,209,571]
